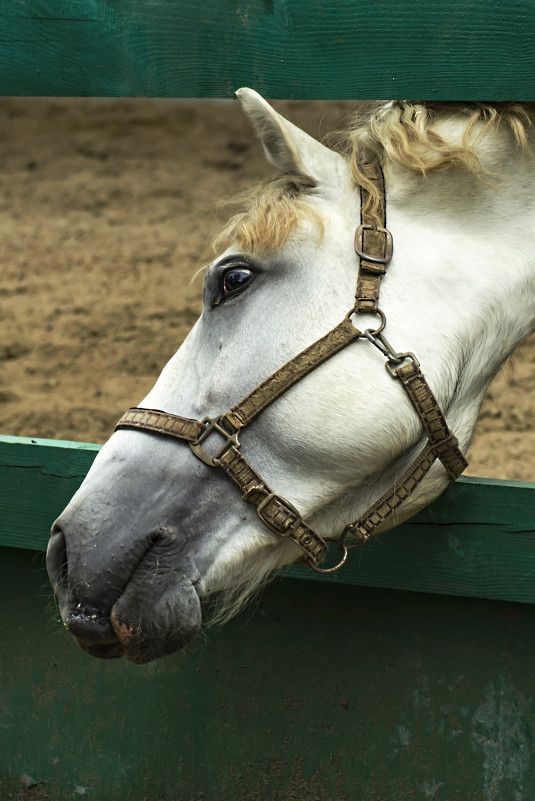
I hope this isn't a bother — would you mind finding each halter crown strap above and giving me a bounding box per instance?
[354,163,392,313]
[115,163,467,570]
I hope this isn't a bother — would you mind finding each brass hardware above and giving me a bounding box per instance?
[189,417,240,467]
[354,224,394,264]
[310,543,348,574]
[363,328,419,376]
[347,308,386,336]
[385,354,419,378]
[256,493,303,536]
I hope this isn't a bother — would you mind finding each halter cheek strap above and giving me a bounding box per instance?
[115,164,468,572]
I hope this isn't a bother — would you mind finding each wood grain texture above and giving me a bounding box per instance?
[2,435,535,603]
[1,0,535,99]
[285,475,535,604]
[0,435,99,550]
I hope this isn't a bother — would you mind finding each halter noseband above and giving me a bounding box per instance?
[115,164,467,573]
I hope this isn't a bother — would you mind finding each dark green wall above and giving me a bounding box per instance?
[2,548,535,800]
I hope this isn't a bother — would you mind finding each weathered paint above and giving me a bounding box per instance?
[471,677,533,798]
[1,0,535,99]
[2,548,535,799]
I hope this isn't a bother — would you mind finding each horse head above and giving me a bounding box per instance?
[47,91,535,663]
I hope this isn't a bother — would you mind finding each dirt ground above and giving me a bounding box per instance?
[0,97,533,481]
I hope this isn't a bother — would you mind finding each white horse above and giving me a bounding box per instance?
[47,90,535,663]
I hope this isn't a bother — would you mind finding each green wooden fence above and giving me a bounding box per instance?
[2,0,535,99]
[2,434,535,604]
[2,2,535,799]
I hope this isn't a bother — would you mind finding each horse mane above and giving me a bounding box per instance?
[215,101,534,253]
[349,101,534,222]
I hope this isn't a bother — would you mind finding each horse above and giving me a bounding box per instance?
[47,90,535,664]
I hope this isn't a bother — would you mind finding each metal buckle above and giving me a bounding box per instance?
[385,353,419,378]
[189,416,240,467]
[354,224,393,264]
[256,493,302,536]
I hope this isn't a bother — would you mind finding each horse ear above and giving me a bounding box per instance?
[236,87,345,189]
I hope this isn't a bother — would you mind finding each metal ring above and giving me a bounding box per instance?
[367,308,386,336]
[347,308,386,337]
[309,543,348,574]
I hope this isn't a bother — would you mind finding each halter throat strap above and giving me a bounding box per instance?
[115,164,467,571]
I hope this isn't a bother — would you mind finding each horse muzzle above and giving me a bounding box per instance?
[47,517,202,664]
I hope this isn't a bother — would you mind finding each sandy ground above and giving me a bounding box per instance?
[0,97,533,481]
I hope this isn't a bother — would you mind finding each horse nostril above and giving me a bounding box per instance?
[45,521,129,660]
[46,523,68,597]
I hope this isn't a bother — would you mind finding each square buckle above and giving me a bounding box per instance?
[354,224,393,264]
[256,493,302,536]
[189,416,240,467]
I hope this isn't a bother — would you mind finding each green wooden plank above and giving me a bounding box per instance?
[1,0,535,99]
[0,435,100,550]
[1,435,534,604]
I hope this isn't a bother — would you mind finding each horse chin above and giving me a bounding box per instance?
[66,594,201,664]
[107,610,201,665]
[58,566,203,664]
[67,603,200,664]
[106,574,202,664]
[75,638,126,660]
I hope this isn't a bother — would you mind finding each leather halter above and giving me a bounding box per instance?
[115,164,467,572]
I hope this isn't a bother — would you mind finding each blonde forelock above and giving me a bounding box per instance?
[213,176,325,256]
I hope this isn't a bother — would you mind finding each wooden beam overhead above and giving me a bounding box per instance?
[1,1,534,99]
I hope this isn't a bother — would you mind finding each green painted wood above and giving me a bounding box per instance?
[1,0,535,99]
[0,435,100,550]
[2,547,535,800]
[285,475,535,604]
[1,435,534,604]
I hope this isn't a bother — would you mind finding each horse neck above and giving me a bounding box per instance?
[379,144,535,452]
[383,133,535,318]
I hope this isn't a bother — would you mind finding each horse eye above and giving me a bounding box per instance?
[211,263,255,307]
[222,267,254,295]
